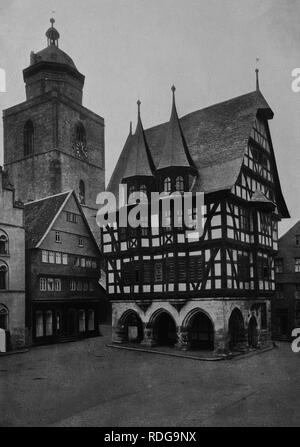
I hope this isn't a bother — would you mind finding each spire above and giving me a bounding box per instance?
[46,18,60,47]
[157,85,194,171]
[122,100,154,180]
[255,57,260,91]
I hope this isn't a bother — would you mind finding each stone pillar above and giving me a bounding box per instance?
[214,328,229,355]
[141,324,156,347]
[112,324,126,344]
[175,326,190,351]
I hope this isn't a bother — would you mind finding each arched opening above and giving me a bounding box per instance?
[248,316,258,348]
[120,310,143,343]
[186,310,214,351]
[79,180,85,205]
[228,308,245,350]
[67,308,77,337]
[175,176,184,193]
[76,122,86,146]
[0,262,8,290]
[24,120,34,156]
[163,177,171,193]
[0,231,8,255]
[152,311,177,346]
[0,304,8,330]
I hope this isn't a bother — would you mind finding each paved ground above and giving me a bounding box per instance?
[0,325,299,427]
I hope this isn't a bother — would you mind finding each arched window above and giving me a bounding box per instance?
[0,263,8,290]
[175,176,184,193]
[0,304,8,330]
[76,123,86,145]
[164,177,171,193]
[24,120,34,156]
[79,180,85,205]
[0,231,8,255]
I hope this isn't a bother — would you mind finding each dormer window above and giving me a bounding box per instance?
[164,177,171,193]
[175,176,184,193]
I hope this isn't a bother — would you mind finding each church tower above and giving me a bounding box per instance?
[3,19,105,237]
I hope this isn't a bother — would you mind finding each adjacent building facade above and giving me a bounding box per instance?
[103,84,289,354]
[3,19,105,240]
[273,221,300,340]
[24,190,106,345]
[0,168,26,350]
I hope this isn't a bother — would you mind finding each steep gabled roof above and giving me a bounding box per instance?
[108,90,289,218]
[157,86,194,171]
[24,190,100,250]
[24,191,71,249]
[122,101,154,180]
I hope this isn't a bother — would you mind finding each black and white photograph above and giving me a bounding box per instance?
[0,0,300,432]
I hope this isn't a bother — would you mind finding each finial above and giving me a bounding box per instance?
[255,57,260,91]
[137,99,141,118]
[46,17,60,47]
[171,84,176,103]
[50,17,55,27]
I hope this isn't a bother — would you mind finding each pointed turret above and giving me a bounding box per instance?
[122,100,155,180]
[157,86,194,171]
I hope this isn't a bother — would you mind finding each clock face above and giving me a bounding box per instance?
[73,141,87,160]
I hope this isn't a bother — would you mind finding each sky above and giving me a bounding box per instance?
[0,0,300,236]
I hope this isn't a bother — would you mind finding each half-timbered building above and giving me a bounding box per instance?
[102,80,289,354]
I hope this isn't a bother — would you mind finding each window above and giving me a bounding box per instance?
[295,284,300,299]
[238,255,250,282]
[70,280,76,291]
[276,284,284,299]
[77,281,82,292]
[89,281,94,292]
[79,237,84,247]
[175,176,184,193]
[83,282,89,292]
[128,185,136,198]
[42,250,48,263]
[24,120,34,156]
[164,177,171,193]
[88,310,95,331]
[54,279,61,292]
[79,310,86,332]
[80,258,86,268]
[275,258,283,274]
[258,257,269,280]
[49,252,55,264]
[35,311,44,338]
[79,180,85,205]
[74,257,80,267]
[0,232,8,255]
[86,259,92,268]
[0,264,8,290]
[47,278,54,291]
[55,231,61,243]
[0,305,8,330]
[295,258,300,273]
[45,311,53,336]
[76,123,86,146]
[154,262,163,283]
[62,254,68,265]
[240,209,250,233]
[189,256,205,282]
[40,278,47,291]
[67,212,78,223]
[92,260,97,269]
[55,252,62,264]
[56,312,61,331]
[296,235,300,246]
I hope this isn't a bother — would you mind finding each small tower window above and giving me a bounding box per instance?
[175,176,184,193]
[24,120,34,156]
[0,305,8,330]
[0,263,8,290]
[79,180,85,205]
[0,232,8,255]
[76,123,86,146]
[164,177,171,193]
